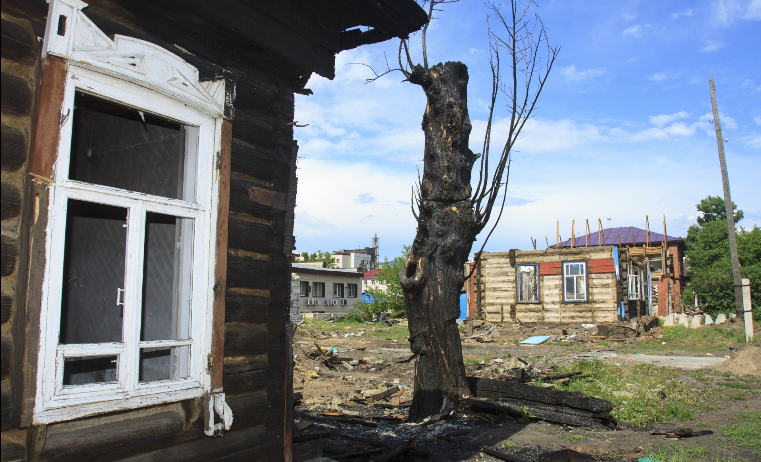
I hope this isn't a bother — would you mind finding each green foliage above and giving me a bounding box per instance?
[340,309,367,323]
[299,250,335,268]
[366,245,410,317]
[645,446,708,462]
[683,196,761,317]
[519,407,535,421]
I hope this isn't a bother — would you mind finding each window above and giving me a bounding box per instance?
[333,283,344,298]
[347,284,358,298]
[628,273,640,299]
[563,262,587,301]
[34,7,227,424]
[313,282,325,297]
[300,281,309,297]
[516,264,538,302]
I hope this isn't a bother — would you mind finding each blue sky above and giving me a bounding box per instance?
[293,0,760,261]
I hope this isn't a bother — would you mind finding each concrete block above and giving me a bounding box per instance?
[678,314,689,327]
[715,313,727,324]
[690,315,702,329]
[663,314,675,327]
[704,314,714,325]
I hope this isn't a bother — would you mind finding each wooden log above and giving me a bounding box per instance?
[1,388,10,432]
[481,447,531,462]
[224,323,268,357]
[1,72,32,116]
[1,125,27,172]
[1,293,11,325]
[0,235,17,277]
[292,439,323,462]
[1,17,38,65]
[1,442,26,462]
[225,292,267,324]
[1,182,22,221]
[463,397,614,429]
[467,377,613,413]
[372,440,416,462]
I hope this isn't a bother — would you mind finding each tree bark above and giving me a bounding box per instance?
[401,62,480,421]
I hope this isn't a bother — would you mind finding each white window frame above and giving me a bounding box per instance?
[34,10,225,422]
[563,262,587,302]
[313,282,325,297]
[300,281,309,297]
[347,284,358,298]
[333,283,344,298]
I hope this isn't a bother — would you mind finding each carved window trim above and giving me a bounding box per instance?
[30,0,230,426]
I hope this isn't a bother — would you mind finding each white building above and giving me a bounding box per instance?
[292,263,363,318]
[362,268,389,294]
[331,251,373,273]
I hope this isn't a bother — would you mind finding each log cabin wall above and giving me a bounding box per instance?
[474,247,620,324]
[0,1,426,460]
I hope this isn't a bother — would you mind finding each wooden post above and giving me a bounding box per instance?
[710,78,744,318]
[645,215,650,247]
[466,318,474,337]
[530,237,536,250]
[556,220,559,247]
[618,232,621,248]
[571,220,575,248]
[545,236,550,249]
[597,218,603,246]
[742,279,754,343]
[585,219,590,247]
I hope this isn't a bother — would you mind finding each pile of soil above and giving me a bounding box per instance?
[710,344,761,376]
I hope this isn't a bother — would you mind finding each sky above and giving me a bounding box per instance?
[293,0,761,261]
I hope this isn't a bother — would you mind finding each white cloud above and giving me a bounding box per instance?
[712,0,761,25]
[471,117,604,155]
[622,13,637,20]
[622,24,643,37]
[670,8,695,19]
[650,111,691,127]
[647,71,681,81]
[743,79,761,93]
[754,116,761,126]
[560,65,606,82]
[699,40,725,52]
[746,135,761,148]
[698,112,739,130]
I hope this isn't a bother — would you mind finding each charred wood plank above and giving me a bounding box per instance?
[1,183,22,221]
[0,388,10,432]
[1,73,32,116]
[0,336,10,380]
[1,442,26,462]
[463,398,615,429]
[224,323,268,357]
[1,125,27,172]
[0,236,17,277]
[1,293,11,325]
[467,377,613,413]
[1,18,38,65]
[373,440,416,462]
[481,447,531,462]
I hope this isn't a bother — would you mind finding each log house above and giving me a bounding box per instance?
[0,0,427,460]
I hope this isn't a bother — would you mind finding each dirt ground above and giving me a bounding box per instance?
[292,319,761,462]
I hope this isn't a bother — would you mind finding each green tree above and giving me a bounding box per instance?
[684,196,760,319]
[364,245,410,318]
[695,195,743,226]
[299,250,335,268]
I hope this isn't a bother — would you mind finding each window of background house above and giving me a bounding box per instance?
[313,282,325,297]
[300,281,309,297]
[347,284,357,298]
[333,283,344,298]
[36,62,221,423]
[516,264,538,302]
[563,262,587,301]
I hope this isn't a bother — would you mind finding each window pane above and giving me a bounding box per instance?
[139,346,190,382]
[141,213,194,341]
[63,355,118,385]
[69,92,193,201]
[300,282,309,297]
[565,276,575,299]
[60,200,127,344]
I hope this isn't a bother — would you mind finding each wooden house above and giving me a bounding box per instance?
[468,247,623,324]
[1,0,426,460]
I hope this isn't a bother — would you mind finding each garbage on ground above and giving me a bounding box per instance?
[519,335,552,345]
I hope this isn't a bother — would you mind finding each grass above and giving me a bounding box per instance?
[645,445,708,462]
[464,353,494,365]
[619,326,746,353]
[719,411,761,457]
[301,318,409,341]
[561,434,585,442]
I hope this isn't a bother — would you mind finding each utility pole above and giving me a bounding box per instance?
[709,78,743,318]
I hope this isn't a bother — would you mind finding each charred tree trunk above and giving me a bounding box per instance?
[401,62,480,422]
